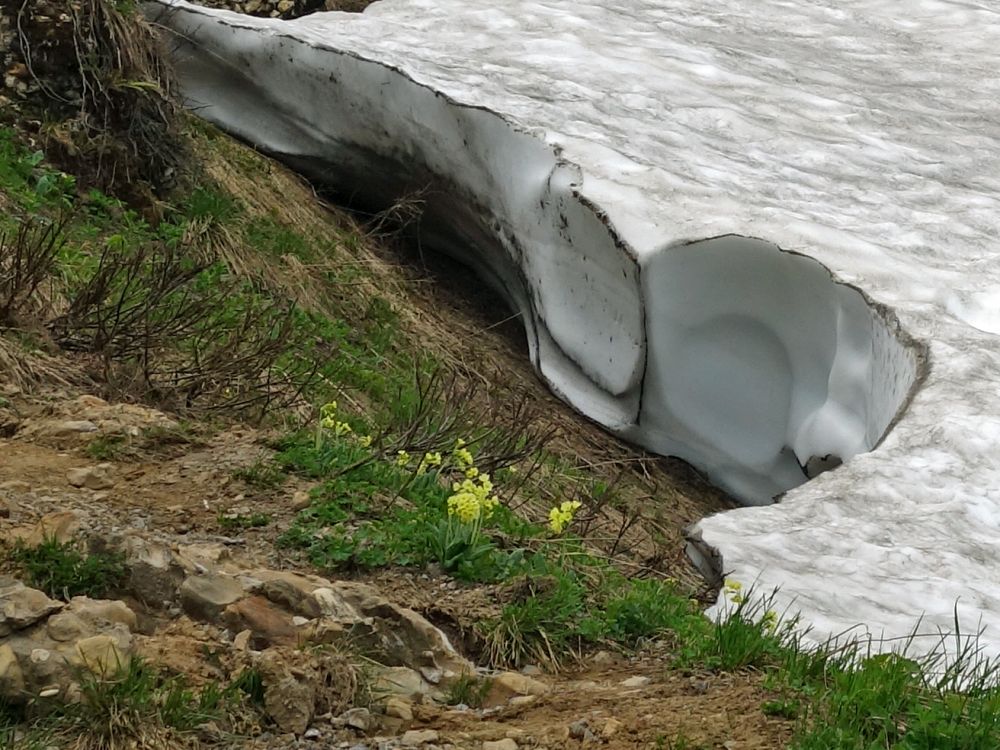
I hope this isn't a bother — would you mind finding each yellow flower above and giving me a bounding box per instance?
[452,447,474,469]
[724,579,746,605]
[761,609,779,634]
[417,451,444,476]
[320,401,337,419]
[482,495,500,519]
[548,500,582,534]
[396,450,411,467]
[447,491,480,523]
[358,435,373,448]
[465,467,479,479]
[333,421,352,437]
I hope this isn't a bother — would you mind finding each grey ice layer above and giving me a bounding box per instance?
[151,0,1000,655]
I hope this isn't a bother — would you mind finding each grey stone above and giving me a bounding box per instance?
[179,574,245,622]
[0,582,63,637]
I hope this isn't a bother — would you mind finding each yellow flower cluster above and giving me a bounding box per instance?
[761,609,778,634]
[447,473,499,525]
[396,450,411,467]
[318,400,365,441]
[319,401,338,430]
[416,451,443,475]
[724,578,746,605]
[358,435,373,448]
[451,439,475,469]
[548,500,582,534]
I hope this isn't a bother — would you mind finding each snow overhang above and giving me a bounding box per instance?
[148,0,1000,658]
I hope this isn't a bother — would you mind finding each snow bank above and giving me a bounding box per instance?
[149,0,1000,657]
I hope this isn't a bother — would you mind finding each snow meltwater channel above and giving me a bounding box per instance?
[150,0,1000,658]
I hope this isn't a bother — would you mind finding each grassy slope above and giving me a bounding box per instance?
[2,116,1000,749]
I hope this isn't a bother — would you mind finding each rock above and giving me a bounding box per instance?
[401,730,439,746]
[0,644,25,696]
[223,595,298,647]
[290,489,312,511]
[508,696,538,709]
[0,498,9,519]
[259,654,314,734]
[620,676,651,688]
[0,480,30,492]
[67,465,115,491]
[324,581,473,676]
[276,0,294,12]
[342,706,371,731]
[68,597,138,631]
[75,635,125,677]
[50,420,99,436]
[371,666,432,699]
[18,510,82,545]
[483,740,518,750]
[384,696,413,722]
[125,538,182,606]
[484,672,549,708]
[600,719,623,739]
[254,570,326,618]
[588,651,615,667]
[567,721,594,742]
[233,629,253,651]
[0,582,63,637]
[303,728,322,740]
[46,612,87,642]
[174,542,230,571]
[179,574,245,622]
[254,572,473,679]
[255,646,356,735]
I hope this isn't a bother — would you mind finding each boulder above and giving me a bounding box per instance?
[179,574,244,622]
[255,646,356,734]
[66,464,115,491]
[483,671,550,708]
[223,595,298,648]
[0,581,63,637]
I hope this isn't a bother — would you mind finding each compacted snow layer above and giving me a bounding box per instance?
[150,0,1000,657]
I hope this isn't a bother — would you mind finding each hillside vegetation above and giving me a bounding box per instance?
[0,2,999,749]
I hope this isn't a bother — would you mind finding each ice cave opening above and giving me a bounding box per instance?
[633,235,921,505]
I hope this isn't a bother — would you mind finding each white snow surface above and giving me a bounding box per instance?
[151,0,1000,657]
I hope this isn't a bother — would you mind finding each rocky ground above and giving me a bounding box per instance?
[0,385,790,750]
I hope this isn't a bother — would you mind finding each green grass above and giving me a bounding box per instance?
[0,125,427,417]
[8,536,126,600]
[218,511,272,531]
[0,657,263,749]
[232,459,287,490]
[84,433,130,461]
[445,674,493,708]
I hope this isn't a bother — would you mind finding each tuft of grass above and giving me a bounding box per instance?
[217,512,272,531]
[445,673,493,708]
[8,536,126,600]
[85,433,130,461]
[6,657,260,750]
[231,460,286,490]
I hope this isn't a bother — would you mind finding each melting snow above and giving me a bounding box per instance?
[151,0,1000,658]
